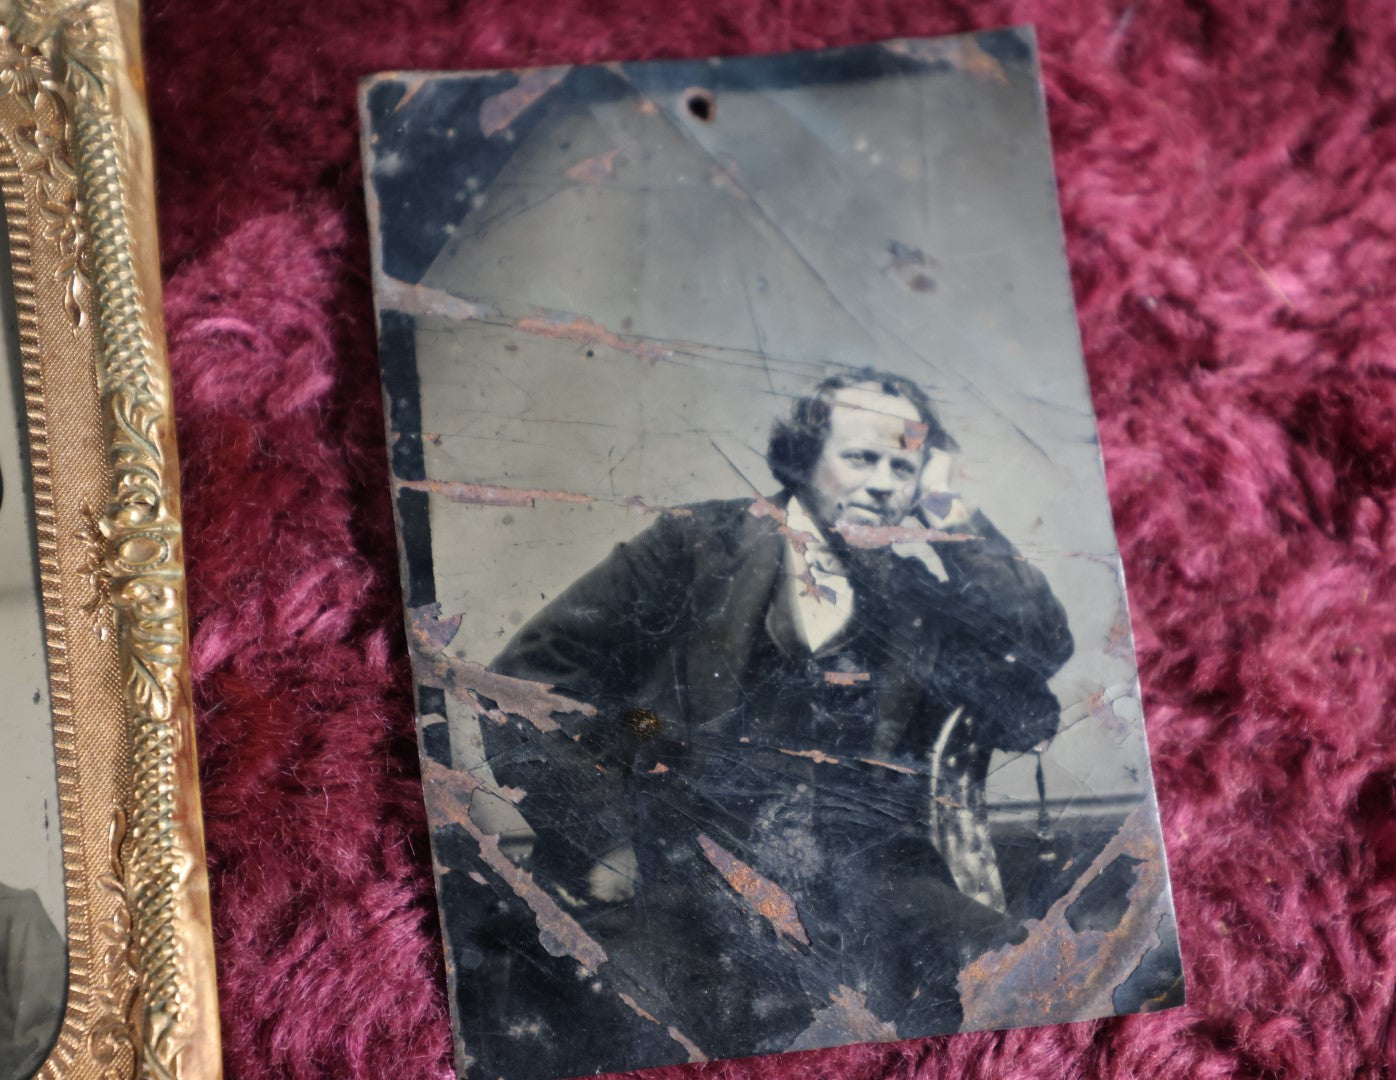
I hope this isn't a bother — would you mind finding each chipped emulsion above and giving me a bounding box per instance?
[835,520,977,549]
[884,35,1011,84]
[778,747,841,765]
[957,808,1170,1029]
[822,671,871,686]
[423,736,713,1063]
[374,276,497,322]
[422,757,608,970]
[565,147,624,184]
[859,756,920,776]
[399,476,704,519]
[411,600,462,652]
[407,612,581,735]
[513,314,675,365]
[803,986,901,1046]
[410,608,718,1035]
[398,478,592,509]
[614,995,708,1064]
[478,69,568,137]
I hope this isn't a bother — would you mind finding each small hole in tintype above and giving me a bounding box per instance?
[685,89,715,122]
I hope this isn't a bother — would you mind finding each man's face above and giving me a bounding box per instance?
[802,384,926,532]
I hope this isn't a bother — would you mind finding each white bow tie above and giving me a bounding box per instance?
[805,541,849,578]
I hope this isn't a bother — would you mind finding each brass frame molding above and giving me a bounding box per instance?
[0,0,220,1077]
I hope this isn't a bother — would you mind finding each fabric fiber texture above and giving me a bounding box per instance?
[144,0,1396,1076]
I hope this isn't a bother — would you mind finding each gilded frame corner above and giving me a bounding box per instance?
[0,1,219,1077]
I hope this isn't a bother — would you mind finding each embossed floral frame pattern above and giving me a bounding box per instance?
[0,1,218,1077]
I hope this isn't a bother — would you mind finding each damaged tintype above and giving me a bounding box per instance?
[362,27,1184,1079]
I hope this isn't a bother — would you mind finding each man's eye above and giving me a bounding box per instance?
[891,460,917,478]
[842,451,877,467]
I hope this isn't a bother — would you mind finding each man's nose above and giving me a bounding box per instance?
[865,463,896,498]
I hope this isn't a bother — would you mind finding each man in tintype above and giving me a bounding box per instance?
[483,369,1073,1055]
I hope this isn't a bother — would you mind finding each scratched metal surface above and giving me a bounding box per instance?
[363,28,1183,1079]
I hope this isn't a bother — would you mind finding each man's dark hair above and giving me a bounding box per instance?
[767,368,956,490]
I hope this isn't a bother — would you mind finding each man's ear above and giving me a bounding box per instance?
[920,448,955,496]
[917,448,969,527]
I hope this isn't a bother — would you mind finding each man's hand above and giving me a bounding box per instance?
[587,844,638,904]
[917,448,975,530]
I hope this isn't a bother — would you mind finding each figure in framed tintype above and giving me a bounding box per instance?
[363,28,1183,1079]
[0,3,221,1077]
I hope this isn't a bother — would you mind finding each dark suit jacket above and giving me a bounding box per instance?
[0,884,63,1078]
[486,495,1073,884]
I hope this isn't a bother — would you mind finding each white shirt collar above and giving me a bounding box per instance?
[784,496,825,546]
[781,497,855,651]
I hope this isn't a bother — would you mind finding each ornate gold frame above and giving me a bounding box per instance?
[0,1,219,1077]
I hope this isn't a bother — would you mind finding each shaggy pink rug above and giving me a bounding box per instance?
[144,0,1396,1076]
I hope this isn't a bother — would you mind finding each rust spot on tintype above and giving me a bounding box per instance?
[386,74,430,114]
[422,758,608,970]
[797,571,837,605]
[697,833,811,946]
[958,809,1170,1029]
[884,36,1010,83]
[809,985,899,1044]
[1082,688,1131,738]
[615,994,708,1063]
[778,521,816,555]
[860,757,919,775]
[376,275,494,321]
[1105,593,1135,660]
[405,621,591,735]
[514,314,674,364]
[566,148,622,184]
[835,521,963,548]
[901,419,930,451]
[746,497,787,523]
[779,747,841,764]
[666,1027,707,1063]
[617,992,659,1025]
[955,37,1010,83]
[408,601,462,653]
[398,478,592,508]
[624,707,662,738]
[479,69,567,136]
[625,495,694,516]
[824,671,871,686]
[419,759,489,801]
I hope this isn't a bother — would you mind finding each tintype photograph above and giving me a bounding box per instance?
[0,238,65,1079]
[363,28,1184,1078]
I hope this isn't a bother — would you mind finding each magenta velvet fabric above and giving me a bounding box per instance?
[143,0,1396,1076]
